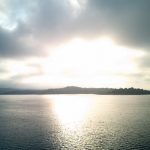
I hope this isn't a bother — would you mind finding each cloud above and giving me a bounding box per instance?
[10,63,44,80]
[0,27,40,58]
[0,0,76,58]
[136,54,150,72]
[1,0,150,59]
[75,0,150,50]
[0,0,150,88]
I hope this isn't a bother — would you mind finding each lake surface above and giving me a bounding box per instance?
[0,95,150,150]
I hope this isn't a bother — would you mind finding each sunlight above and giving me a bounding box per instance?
[68,0,87,16]
[37,37,143,87]
[19,36,145,88]
[44,37,138,75]
[69,0,80,9]
[52,95,92,129]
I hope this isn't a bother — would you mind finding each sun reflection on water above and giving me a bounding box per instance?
[43,95,124,149]
[52,95,93,130]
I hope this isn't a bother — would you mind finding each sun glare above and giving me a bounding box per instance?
[35,37,142,87]
[20,36,144,88]
[52,95,92,127]
[44,37,137,75]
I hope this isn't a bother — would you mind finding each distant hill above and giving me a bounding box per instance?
[0,86,150,95]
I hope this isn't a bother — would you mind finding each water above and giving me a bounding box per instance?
[0,95,150,150]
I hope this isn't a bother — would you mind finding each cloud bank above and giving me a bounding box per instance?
[0,0,150,89]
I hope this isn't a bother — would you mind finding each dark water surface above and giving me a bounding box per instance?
[0,95,150,150]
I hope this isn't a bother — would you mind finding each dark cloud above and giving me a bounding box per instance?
[1,0,150,59]
[75,0,150,50]
[0,27,45,58]
[34,0,150,50]
[0,79,36,89]
[0,79,19,88]
[0,0,73,58]
[0,28,24,57]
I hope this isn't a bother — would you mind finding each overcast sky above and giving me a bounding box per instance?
[0,0,150,89]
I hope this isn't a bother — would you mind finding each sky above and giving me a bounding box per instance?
[0,0,150,89]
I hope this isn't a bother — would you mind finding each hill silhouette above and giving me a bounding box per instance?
[0,86,150,95]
